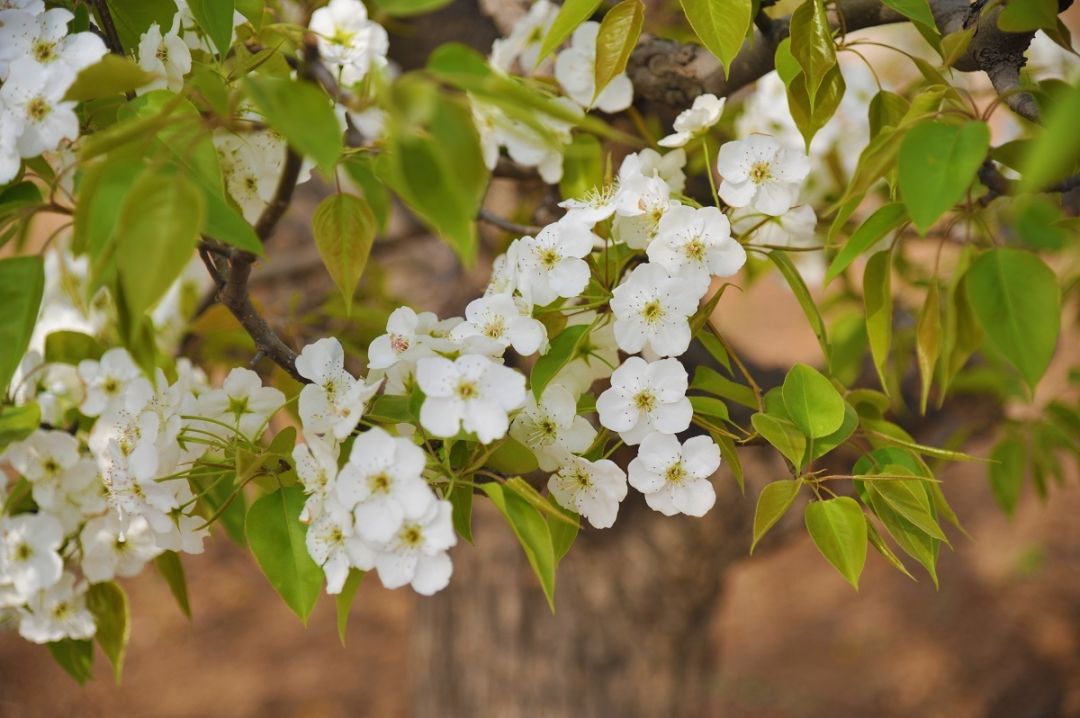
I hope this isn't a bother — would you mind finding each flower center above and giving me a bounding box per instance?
[368,472,392,494]
[633,390,656,413]
[455,380,478,400]
[640,299,665,324]
[750,161,773,185]
[156,44,169,62]
[569,467,592,489]
[684,237,706,262]
[227,395,250,419]
[27,96,50,123]
[390,334,410,353]
[665,461,687,485]
[32,39,57,63]
[539,247,561,269]
[15,542,32,562]
[399,523,424,547]
[43,458,62,476]
[52,602,72,620]
[103,377,121,395]
[482,315,507,339]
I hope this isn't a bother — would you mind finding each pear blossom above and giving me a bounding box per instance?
[658,93,726,148]
[78,347,141,417]
[18,573,95,644]
[137,21,192,93]
[611,153,674,249]
[336,427,436,544]
[370,499,456,595]
[610,263,702,357]
[517,218,595,306]
[296,337,381,440]
[0,107,22,183]
[0,0,44,14]
[490,0,558,73]
[510,384,597,471]
[547,456,628,529]
[309,0,388,85]
[416,354,526,443]
[293,435,341,523]
[554,22,633,113]
[79,514,161,582]
[450,293,547,357]
[637,147,687,195]
[0,513,64,599]
[152,499,210,555]
[647,205,747,285]
[368,306,450,370]
[628,433,720,516]
[550,313,620,395]
[471,96,577,184]
[195,367,285,439]
[716,135,810,216]
[305,499,359,594]
[0,7,106,79]
[596,357,692,445]
[0,58,78,157]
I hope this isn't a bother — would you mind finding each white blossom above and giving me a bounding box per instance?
[0,7,106,79]
[547,456,627,529]
[610,262,702,357]
[416,354,526,443]
[305,499,358,594]
[79,513,161,583]
[510,384,597,471]
[628,433,720,516]
[293,435,341,523]
[0,58,79,157]
[471,96,577,184]
[0,513,64,600]
[195,367,284,439]
[596,356,692,445]
[647,205,746,286]
[637,147,687,195]
[450,293,547,357]
[517,218,595,307]
[369,306,444,369]
[658,93,725,148]
[296,337,381,440]
[78,347,141,417]
[611,152,674,249]
[554,22,633,113]
[137,21,192,93]
[336,427,436,544]
[370,499,456,595]
[0,105,22,183]
[309,0,388,86]
[490,0,558,73]
[716,135,810,216]
[18,573,95,644]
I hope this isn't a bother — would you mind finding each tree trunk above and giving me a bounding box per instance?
[410,449,794,718]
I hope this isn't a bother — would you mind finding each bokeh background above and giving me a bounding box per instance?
[2,1,1080,716]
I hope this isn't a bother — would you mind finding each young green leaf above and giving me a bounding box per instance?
[372,0,454,15]
[0,255,44,396]
[805,497,868,589]
[898,120,990,234]
[989,437,1025,516]
[103,0,178,51]
[593,0,643,104]
[243,75,343,175]
[751,412,807,469]
[531,324,590,400]
[86,582,131,683]
[0,403,41,452]
[767,250,830,364]
[751,479,802,553]
[481,482,559,611]
[691,365,757,409]
[825,202,906,285]
[916,281,942,413]
[789,0,837,103]
[964,248,1060,391]
[537,0,603,63]
[336,569,365,646]
[863,249,893,392]
[865,518,916,580]
[782,363,845,439]
[312,193,377,315]
[153,551,192,618]
[679,0,753,77]
[1019,81,1080,191]
[187,0,236,54]
[245,486,324,623]
[866,471,948,541]
[866,489,939,586]
[448,483,474,543]
[63,55,155,101]
[810,402,859,460]
[47,639,95,685]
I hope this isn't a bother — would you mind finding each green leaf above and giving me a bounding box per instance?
[863,249,893,392]
[47,639,94,684]
[593,0,643,104]
[0,255,44,396]
[989,437,1025,516]
[784,62,846,149]
[866,518,916,580]
[751,479,801,553]
[916,281,941,413]
[866,470,947,541]
[481,482,559,611]
[679,0,753,76]
[1019,81,1080,191]
[866,485,939,585]
[898,120,990,234]
[115,171,204,319]
[186,0,235,55]
[805,497,867,589]
[63,55,155,101]
[825,202,906,285]
[998,0,1058,31]
[782,363,845,439]
[537,0,602,63]
[690,395,731,423]
[243,75,342,175]
[45,331,104,365]
[448,482,474,542]
[0,403,40,452]
[312,193,376,315]
[767,250,829,365]
[881,0,937,30]
[245,486,324,623]
[531,324,590,400]
[86,582,130,683]
[965,248,1060,390]
[485,437,540,475]
[789,0,836,103]
[751,412,807,469]
[0,181,43,225]
[548,508,579,562]
[372,0,454,15]
[103,0,177,52]
[810,402,858,460]
[691,365,757,409]
[153,551,191,618]
[336,569,365,646]
[714,431,744,492]
[342,154,392,231]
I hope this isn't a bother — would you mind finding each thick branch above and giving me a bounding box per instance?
[89,0,126,56]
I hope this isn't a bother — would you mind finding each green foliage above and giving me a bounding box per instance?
[372,0,454,15]
[102,0,177,52]
[47,639,95,685]
[751,412,807,468]
[245,486,324,623]
[863,249,893,393]
[64,55,155,102]
[825,203,907,285]
[481,482,562,611]
[186,0,236,55]
[964,249,1060,391]
[0,403,40,452]
[679,0,752,77]
[805,497,867,589]
[782,363,845,439]
[593,0,644,104]
[531,324,591,400]
[243,75,343,176]
[538,0,603,63]
[0,256,44,397]
[86,582,131,683]
[153,551,192,618]
[1019,81,1080,191]
[751,479,801,553]
[336,569,366,646]
[312,193,377,315]
[898,120,989,234]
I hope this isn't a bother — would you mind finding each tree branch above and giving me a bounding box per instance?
[978,159,1080,205]
[89,0,126,56]
[477,208,542,236]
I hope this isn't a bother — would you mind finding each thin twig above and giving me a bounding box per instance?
[478,207,541,236]
[89,0,125,56]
